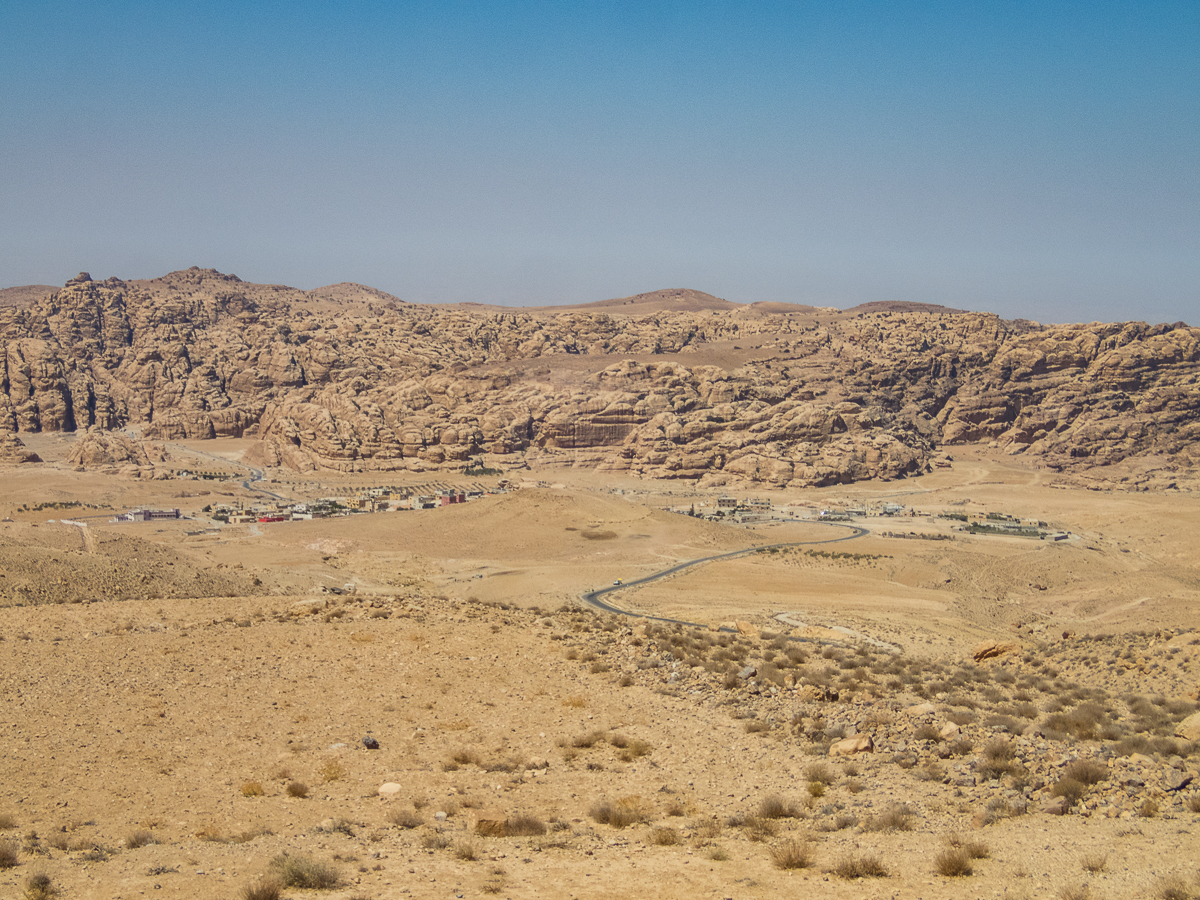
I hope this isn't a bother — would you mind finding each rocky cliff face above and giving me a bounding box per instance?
[2,268,1197,490]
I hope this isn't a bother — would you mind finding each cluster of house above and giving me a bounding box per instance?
[207,485,497,524]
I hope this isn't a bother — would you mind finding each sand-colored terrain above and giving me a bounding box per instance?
[1,441,1199,899]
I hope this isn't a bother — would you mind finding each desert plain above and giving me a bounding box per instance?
[1,436,1199,900]
[0,272,1198,900]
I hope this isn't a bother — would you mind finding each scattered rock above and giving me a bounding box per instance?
[973,641,1020,663]
[829,735,874,756]
[1175,711,1200,742]
[362,735,380,750]
[377,783,402,797]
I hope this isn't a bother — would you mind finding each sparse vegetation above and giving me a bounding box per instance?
[239,878,282,900]
[0,840,20,868]
[285,781,310,798]
[268,853,342,889]
[833,853,889,878]
[934,847,973,877]
[21,873,58,900]
[769,837,815,870]
[241,781,265,797]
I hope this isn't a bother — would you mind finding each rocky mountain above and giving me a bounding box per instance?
[1,267,1197,489]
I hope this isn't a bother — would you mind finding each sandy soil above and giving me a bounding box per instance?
[1,445,1199,899]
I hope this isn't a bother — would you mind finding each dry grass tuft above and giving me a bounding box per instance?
[946,833,990,859]
[1081,852,1108,873]
[241,781,265,797]
[757,795,802,820]
[21,873,58,900]
[1153,876,1195,900]
[454,838,480,861]
[0,839,21,869]
[769,837,815,870]
[590,797,652,828]
[833,853,889,879]
[239,878,282,900]
[285,781,309,798]
[561,695,588,708]
[268,853,342,889]
[650,827,680,846]
[319,758,347,783]
[125,829,156,849]
[863,803,915,832]
[388,808,424,829]
[934,847,974,877]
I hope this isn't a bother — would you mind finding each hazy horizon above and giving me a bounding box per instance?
[2,2,1196,325]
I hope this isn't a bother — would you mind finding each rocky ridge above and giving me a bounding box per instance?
[1,268,1197,489]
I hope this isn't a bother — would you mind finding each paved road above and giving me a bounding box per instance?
[579,522,868,632]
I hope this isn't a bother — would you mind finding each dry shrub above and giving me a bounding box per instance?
[239,878,282,900]
[125,829,156,849]
[1051,777,1087,806]
[694,817,722,839]
[708,845,730,861]
[609,734,652,761]
[590,797,652,829]
[319,758,347,783]
[1154,876,1195,900]
[241,782,265,797]
[0,839,20,868]
[946,833,989,859]
[1064,759,1108,786]
[449,749,484,768]
[757,795,801,820]
[562,696,587,708]
[268,853,342,889]
[566,730,606,750]
[934,847,973,877]
[21,873,58,900]
[744,720,771,734]
[477,814,547,838]
[1139,799,1160,818]
[1081,852,1108,873]
[833,853,889,878]
[769,837,815,870]
[805,762,836,785]
[454,839,480,861]
[421,831,449,850]
[481,870,506,894]
[285,781,309,798]
[1188,794,1200,813]
[863,803,915,832]
[914,723,943,742]
[650,827,680,846]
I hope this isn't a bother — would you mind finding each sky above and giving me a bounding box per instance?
[1,1,1197,324]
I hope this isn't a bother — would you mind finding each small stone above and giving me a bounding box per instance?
[378,782,402,796]
[363,735,380,750]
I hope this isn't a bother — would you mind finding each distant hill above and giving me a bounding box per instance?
[0,266,1196,492]
[0,284,57,308]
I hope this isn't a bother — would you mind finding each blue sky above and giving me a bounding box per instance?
[2,1,1197,323]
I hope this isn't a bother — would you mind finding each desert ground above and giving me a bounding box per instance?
[1,438,1199,900]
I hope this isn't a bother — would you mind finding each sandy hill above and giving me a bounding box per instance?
[538,287,739,314]
[0,284,57,308]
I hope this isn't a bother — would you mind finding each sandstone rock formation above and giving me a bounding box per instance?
[1,267,1197,489]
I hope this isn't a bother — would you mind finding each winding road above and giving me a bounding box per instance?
[580,521,868,632]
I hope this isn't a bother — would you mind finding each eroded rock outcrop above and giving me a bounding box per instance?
[1,268,1197,489]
